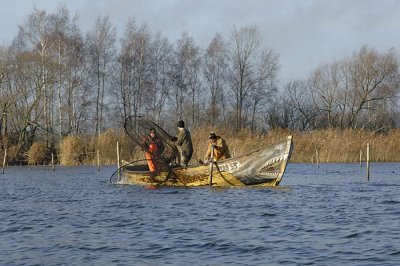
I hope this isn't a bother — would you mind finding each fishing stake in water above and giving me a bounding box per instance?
[366,143,370,181]
[2,148,6,174]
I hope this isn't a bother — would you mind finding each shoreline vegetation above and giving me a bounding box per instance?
[1,128,399,167]
[1,8,399,170]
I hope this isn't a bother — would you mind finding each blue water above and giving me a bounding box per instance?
[1,163,400,265]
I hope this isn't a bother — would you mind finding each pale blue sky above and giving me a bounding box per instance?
[1,0,399,85]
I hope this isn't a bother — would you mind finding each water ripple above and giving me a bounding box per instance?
[1,164,400,265]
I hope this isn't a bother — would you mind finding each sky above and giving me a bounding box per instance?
[1,0,399,85]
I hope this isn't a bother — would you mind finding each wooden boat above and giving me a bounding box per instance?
[117,135,293,187]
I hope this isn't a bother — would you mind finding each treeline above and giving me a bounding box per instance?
[0,6,399,164]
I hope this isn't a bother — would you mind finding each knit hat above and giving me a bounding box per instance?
[209,132,217,139]
[177,120,185,128]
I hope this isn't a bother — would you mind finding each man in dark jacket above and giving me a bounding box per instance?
[171,120,193,166]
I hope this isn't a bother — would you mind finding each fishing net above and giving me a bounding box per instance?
[124,116,180,165]
[109,116,180,184]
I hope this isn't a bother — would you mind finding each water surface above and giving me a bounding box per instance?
[1,163,400,265]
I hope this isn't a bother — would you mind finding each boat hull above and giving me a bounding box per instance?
[118,135,293,187]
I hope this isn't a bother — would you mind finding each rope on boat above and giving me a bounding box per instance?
[213,161,236,186]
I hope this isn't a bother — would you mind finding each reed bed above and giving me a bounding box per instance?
[58,130,138,166]
[288,129,400,163]
[3,128,400,166]
[27,141,48,165]
[190,128,400,163]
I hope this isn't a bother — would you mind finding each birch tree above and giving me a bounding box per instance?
[86,16,116,136]
[170,33,200,124]
[203,33,228,127]
[147,32,173,124]
[14,8,57,148]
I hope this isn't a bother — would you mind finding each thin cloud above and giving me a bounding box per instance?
[1,0,399,84]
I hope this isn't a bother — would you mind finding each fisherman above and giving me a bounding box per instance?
[204,132,231,162]
[171,120,193,166]
[141,128,165,172]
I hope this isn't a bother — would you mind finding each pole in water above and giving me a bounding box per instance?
[51,153,55,171]
[1,149,6,174]
[117,142,120,179]
[366,143,370,181]
[97,149,100,172]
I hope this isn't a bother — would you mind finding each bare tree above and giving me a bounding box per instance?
[134,24,152,120]
[63,25,87,135]
[16,9,51,141]
[345,46,399,129]
[249,49,279,131]
[147,31,173,124]
[310,62,343,128]
[229,26,259,130]
[86,16,116,136]
[116,20,155,129]
[13,8,60,148]
[170,32,200,124]
[47,5,85,138]
[116,19,138,124]
[0,46,13,148]
[283,80,319,130]
[228,25,279,131]
[4,47,46,152]
[310,46,400,130]
[265,95,292,130]
[203,33,228,127]
[187,41,201,126]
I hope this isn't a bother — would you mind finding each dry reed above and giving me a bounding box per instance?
[191,128,400,163]
[95,129,136,165]
[51,128,400,166]
[1,145,19,164]
[27,142,48,165]
[286,129,400,162]
[58,130,137,166]
[59,136,84,165]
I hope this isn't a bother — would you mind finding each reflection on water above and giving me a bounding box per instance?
[1,163,400,265]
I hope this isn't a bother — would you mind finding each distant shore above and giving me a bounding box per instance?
[2,128,399,166]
